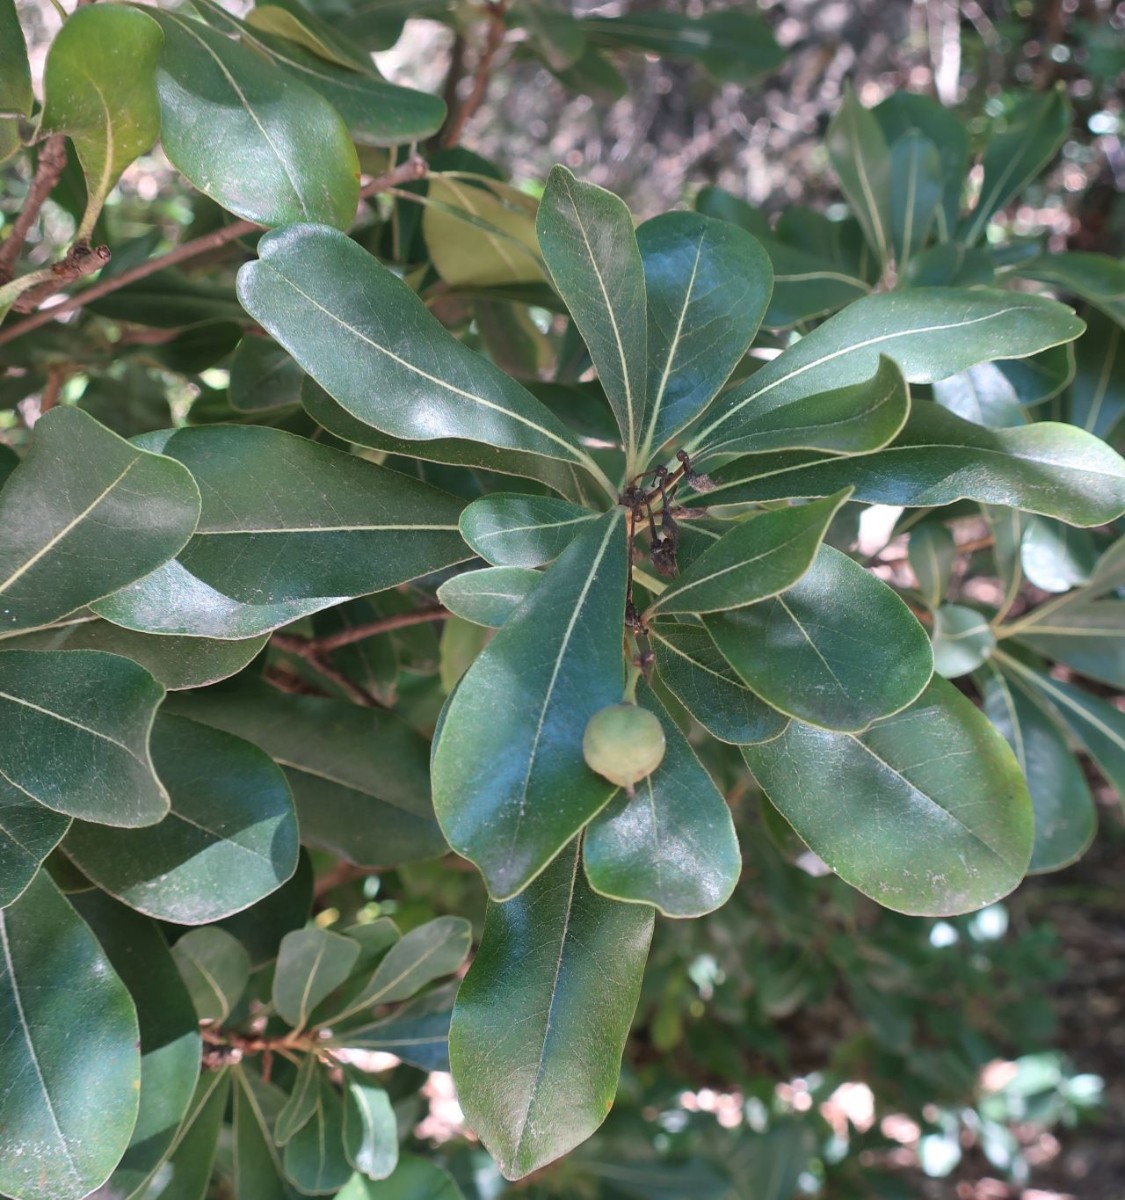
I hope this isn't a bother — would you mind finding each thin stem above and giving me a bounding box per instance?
[274,606,451,656]
[0,157,427,348]
[0,135,68,285]
[441,1,507,148]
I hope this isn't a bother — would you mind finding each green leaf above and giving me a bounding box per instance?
[0,443,18,488]
[343,1076,397,1181]
[583,682,739,917]
[171,926,251,1023]
[0,649,168,826]
[93,425,468,638]
[636,211,771,457]
[908,522,955,609]
[0,779,68,909]
[232,1067,297,1200]
[166,684,446,866]
[132,1070,231,1200]
[826,86,892,268]
[3,617,266,690]
[40,6,163,239]
[449,839,653,1180]
[229,337,305,413]
[759,237,870,329]
[700,401,1125,527]
[0,871,141,1200]
[582,11,782,84]
[1007,602,1125,690]
[437,566,540,627]
[237,225,607,487]
[932,604,995,678]
[978,659,1096,872]
[273,928,360,1029]
[999,654,1125,806]
[537,166,647,462]
[932,361,1026,428]
[649,490,850,616]
[650,622,788,745]
[459,493,597,567]
[283,1072,351,1194]
[1067,306,1124,437]
[689,289,1085,459]
[72,891,201,1200]
[336,1157,463,1200]
[707,545,933,731]
[320,916,471,1025]
[65,714,297,923]
[0,407,200,633]
[275,1054,320,1146]
[743,677,1034,915]
[1021,251,1125,326]
[330,983,454,1072]
[432,509,627,899]
[960,88,1070,245]
[0,0,32,164]
[1020,516,1096,593]
[148,10,359,227]
[887,132,942,270]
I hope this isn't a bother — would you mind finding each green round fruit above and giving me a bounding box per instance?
[582,703,666,788]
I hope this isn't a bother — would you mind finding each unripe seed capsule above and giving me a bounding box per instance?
[582,703,665,789]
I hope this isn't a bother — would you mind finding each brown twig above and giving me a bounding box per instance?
[0,135,69,285]
[11,242,111,312]
[39,365,66,414]
[275,607,450,656]
[442,2,508,148]
[0,157,428,349]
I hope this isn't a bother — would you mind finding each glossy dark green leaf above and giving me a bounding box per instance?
[229,337,305,413]
[1000,654,1125,805]
[436,566,540,627]
[978,660,1095,872]
[584,683,739,917]
[343,1076,397,1181]
[194,0,444,145]
[40,6,163,238]
[3,617,266,690]
[171,926,251,1023]
[73,891,201,1200]
[757,237,870,328]
[650,490,850,616]
[583,11,782,83]
[283,1073,351,1194]
[0,649,168,826]
[694,185,769,238]
[636,211,771,456]
[1007,601,1125,690]
[707,546,933,731]
[330,983,455,1072]
[932,604,995,678]
[459,493,597,567]
[537,166,647,461]
[231,1067,296,1200]
[432,510,627,898]
[0,779,68,909]
[826,86,892,268]
[320,916,470,1025]
[713,354,909,456]
[743,677,1034,915]
[238,225,609,489]
[700,401,1125,527]
[0,871,141,1200]
[0,407,200,632]
[932,361,1025,428]
[650,622,788,745]
[0,0,31,163]
[149,10,359,227]
[688,289,1084,460]
[908,522,955,609]
[273,928,360,1029]
[888,132,942,270]
[437,614,487,693]
[449,840,654,1180]
[167,685,446,866]
[959,89,1070,244]
[65,714,297,923]
[132,1071,230,1200]
[94,425,468,638]
[336,1157,463,1200]
[1022,251,1125,326]
[1067,306,1124,437]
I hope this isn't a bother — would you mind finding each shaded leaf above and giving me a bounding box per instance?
[275,1055,319,1146]
[232,1067,297,1200]
[229,336,305,413]
[283,1073,351,1194]
[437,566,540,627]
[932,604,995,678]
[908,522,955,609]
[336,1157,463,1200]
[743,677,1034,915]
[343,1076,397,1181]
[171,926,251,1023]
[827,86,892,267]
[449,840,653,1180]
[274,928,360,1029]
[0,777,68,909]
[131,1071,230,1200]
[459,493,597,567]
[331,982,455,1072]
